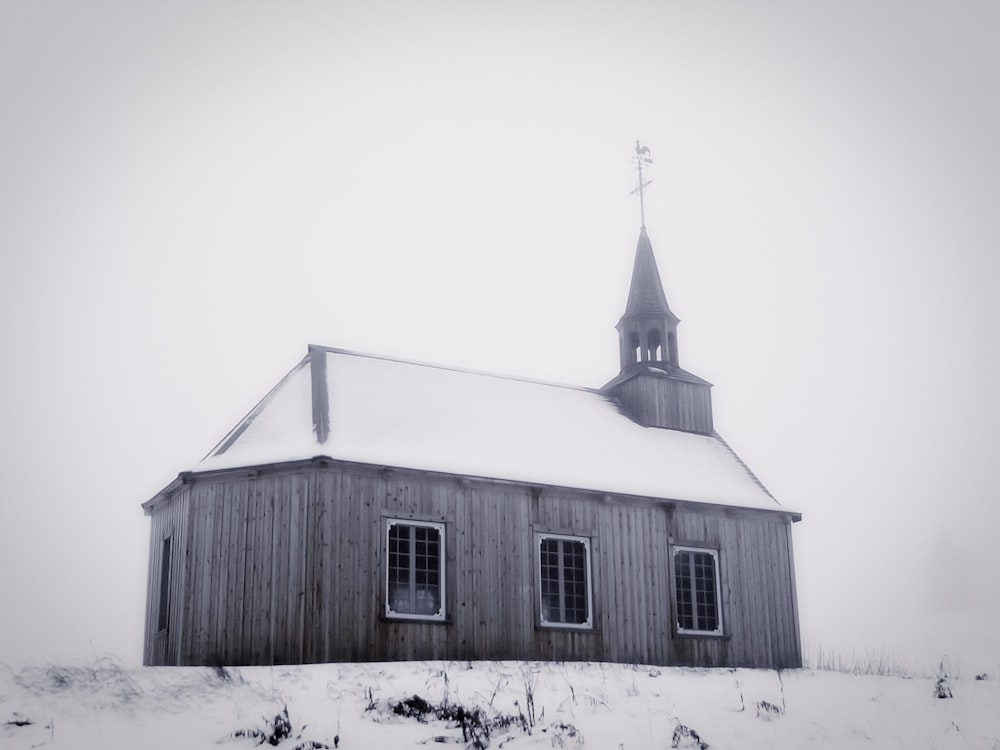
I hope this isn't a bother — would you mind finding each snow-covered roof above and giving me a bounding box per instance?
[194,346,790,514]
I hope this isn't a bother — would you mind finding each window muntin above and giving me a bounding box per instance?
[157,537,171,632]
[385,520,446,621]
[673,546,722,635]
[537,533,593,628]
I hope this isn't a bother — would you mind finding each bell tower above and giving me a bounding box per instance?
[604,141,714,434]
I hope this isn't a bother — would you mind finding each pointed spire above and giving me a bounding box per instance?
[615,227,680,371]
[620,227,677,323]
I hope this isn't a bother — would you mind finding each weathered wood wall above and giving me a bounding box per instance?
[612,374,714,434]
[143,460,799,668]
[143,487,189,666]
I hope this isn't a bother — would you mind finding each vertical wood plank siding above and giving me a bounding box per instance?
[144,462,800,668]
[142,488,189,666]
[614,375,713,434]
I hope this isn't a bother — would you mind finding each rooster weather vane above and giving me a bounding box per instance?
[630,140,653,228]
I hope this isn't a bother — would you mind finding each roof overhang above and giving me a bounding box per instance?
[142,454,801,523]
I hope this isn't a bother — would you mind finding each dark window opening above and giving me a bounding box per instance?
[628,331,641,363]
[386,521,445,620]
[647,329,662,361]
[674,547,721,634]
[157,537,171,632]
[538,535,592,627]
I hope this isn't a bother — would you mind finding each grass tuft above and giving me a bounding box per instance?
[805,644,914,677]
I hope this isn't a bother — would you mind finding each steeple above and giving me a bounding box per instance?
[615,227,680,371]
[604,140,713,434]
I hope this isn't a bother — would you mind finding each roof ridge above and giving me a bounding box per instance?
[309,344,601,394]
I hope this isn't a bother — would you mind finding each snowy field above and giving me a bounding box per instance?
[2,658,998,750]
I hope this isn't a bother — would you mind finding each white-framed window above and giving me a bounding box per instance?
[537,533,593,628]
[385,519,446,621]
[673,546,722,635]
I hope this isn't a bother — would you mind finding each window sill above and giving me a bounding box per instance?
[380,614,452,625]
[673,630,730,640]
[535,623,600,634]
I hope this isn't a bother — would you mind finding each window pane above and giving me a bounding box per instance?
[539,538,562,622]
[675,551,694,630]
[387,522,443,618]
[562,540,588,624]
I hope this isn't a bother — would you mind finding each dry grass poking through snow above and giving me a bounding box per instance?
[1,657,999,749]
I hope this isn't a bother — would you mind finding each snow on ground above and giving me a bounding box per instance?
[1,658,998,750]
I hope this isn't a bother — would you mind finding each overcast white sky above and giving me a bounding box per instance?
[1,1,998,673]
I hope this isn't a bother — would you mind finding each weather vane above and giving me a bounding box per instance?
[630,140,653,228]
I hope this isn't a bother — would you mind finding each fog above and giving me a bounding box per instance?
[1,1,998,672]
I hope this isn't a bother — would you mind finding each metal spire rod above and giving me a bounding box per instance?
[631,140,653,228]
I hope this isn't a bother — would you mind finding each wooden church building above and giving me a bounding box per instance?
[142,220,802,669]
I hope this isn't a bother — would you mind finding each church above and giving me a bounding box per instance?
[142,188,802,669]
